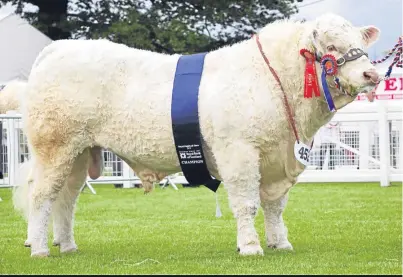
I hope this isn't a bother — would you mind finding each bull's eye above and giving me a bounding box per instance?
[327,45,337,52]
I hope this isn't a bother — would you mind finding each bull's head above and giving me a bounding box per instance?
[310,13,381,109]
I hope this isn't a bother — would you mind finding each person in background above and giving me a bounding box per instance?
[317,122,340,170]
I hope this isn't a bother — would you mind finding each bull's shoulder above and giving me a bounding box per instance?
[31,40,75,69]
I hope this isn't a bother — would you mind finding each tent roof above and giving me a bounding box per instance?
[0,13,52,83]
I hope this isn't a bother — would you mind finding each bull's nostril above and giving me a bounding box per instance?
[363,70,380,82]
[363,71,371,80]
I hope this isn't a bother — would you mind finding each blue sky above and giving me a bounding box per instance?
[294,0,403,60]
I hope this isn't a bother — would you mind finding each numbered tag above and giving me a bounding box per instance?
[294,141,311,166]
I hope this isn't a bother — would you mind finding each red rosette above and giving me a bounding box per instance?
[300,48,315,60]
[320,54,338,76]
[300,48,320,98]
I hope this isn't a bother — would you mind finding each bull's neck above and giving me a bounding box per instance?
[293,90,336,144]
[257,23,336,144]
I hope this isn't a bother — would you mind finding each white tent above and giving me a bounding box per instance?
[0,13,52,83]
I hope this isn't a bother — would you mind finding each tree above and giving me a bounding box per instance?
[147,0,304,49]
[91,4,213,54]
[0,0,70,39]
[0,0,303,53]
[94,0,304,53]
[0,0,135,40]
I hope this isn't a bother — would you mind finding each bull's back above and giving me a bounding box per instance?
[24,39,183,171]
[27,39,178,112]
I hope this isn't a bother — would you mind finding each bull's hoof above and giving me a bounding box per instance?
[31,250,50,258]
[24,241,31,248]
[60,243,78,254]
[268,241,293,251]
[238,244,264,256]
[52,240,60,246]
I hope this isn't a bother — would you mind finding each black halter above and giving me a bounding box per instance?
[335,48,369,66]
[316,47,369,66]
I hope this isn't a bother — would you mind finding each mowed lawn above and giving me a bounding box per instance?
[0,182,401,275]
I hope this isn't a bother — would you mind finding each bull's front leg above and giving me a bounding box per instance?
[259,186,293,250]
[214,141,263,256]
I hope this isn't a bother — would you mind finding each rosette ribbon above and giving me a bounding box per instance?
[320,54,338,112]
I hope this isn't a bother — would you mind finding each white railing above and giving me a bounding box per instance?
[0,99,401,193]
[299,101,402,185]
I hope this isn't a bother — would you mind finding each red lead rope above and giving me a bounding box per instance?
[254,34,301,143]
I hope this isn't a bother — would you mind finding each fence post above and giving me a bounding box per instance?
[358,122,370,170]
[6,111,19,187]
[122,161,132,188]
[378,102,390,187]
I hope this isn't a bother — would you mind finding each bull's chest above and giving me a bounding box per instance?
[258,138,306,186]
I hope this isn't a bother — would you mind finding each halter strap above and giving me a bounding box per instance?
[336,48,368,66]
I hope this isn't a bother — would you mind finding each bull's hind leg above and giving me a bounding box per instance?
[214,141,263,255]
[52,149,91,253]
[24,170,35,247]
[260,186,293,250]
[28,147,82,257]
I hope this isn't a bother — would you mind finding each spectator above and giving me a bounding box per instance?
[317,122,340,170]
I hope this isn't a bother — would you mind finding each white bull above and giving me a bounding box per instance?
[12,13,380,257]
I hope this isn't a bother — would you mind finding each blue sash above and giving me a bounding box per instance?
[171,53,221,192]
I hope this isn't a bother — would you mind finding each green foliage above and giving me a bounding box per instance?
[0,0,303,53]
[93,10,212,54]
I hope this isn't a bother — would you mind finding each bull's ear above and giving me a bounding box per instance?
[360,25,380,47]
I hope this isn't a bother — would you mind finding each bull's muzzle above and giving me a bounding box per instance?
[363,69,381,84]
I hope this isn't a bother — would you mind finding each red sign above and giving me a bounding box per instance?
[384,77,403,91]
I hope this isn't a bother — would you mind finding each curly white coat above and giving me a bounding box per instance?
[0,80,25,113]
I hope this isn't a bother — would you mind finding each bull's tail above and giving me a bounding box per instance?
[12,158,35,221]
[0,80,26,114]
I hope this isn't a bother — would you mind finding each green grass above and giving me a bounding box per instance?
[0,182,401,275]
